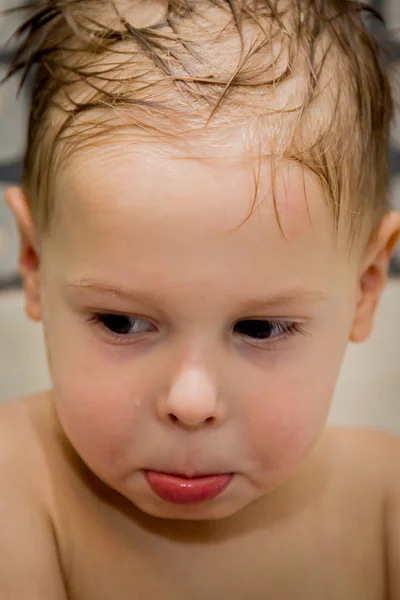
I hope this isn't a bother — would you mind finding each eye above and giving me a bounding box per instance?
[233,319,304,343]
[89,313,155,337]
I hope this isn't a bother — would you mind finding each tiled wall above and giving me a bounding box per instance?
[387,0,400,266]
[0,0,26,288]
[0,0,399,288]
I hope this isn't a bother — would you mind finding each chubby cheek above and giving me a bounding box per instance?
[240,356,341,488]
[54,370,142,479]
[45,324,145,480]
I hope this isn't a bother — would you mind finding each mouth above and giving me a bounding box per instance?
[144,470,233,504]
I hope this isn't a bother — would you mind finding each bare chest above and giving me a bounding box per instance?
[62,502,386,600]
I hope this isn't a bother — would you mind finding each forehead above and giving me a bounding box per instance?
[55,141,329,232]
[47,142,348,295]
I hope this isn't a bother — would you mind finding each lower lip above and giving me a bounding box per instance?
[145,471,233,504]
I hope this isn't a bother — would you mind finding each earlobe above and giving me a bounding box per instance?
[350,211,400,344]
[5,186,42,322]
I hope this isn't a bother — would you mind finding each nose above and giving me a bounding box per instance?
[159,366,220,428]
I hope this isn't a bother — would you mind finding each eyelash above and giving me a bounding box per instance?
[87,313,307,346]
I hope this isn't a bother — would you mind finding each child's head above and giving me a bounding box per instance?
[4,0,400,521]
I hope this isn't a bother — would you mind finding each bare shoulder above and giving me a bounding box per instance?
[337,428,400,598]
[317,425,400,501]
[0,392,57,488]
[323,425,400,473]
[345,427,400,599]
[0,392,67,599]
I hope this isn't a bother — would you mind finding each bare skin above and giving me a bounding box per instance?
[0,390,396,600]
[3,142,400,600]
[2,0,400,594]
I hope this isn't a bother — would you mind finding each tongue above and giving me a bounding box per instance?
[145,471,232,504]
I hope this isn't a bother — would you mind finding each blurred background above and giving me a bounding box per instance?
[0,0,399,433]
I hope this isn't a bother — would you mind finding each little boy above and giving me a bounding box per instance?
[2,0,400,597]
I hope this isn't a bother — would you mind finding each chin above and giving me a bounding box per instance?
[132,497,248,521]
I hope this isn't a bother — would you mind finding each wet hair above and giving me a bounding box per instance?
[3,0,396,247]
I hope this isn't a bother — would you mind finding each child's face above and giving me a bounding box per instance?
[13,142,398,520]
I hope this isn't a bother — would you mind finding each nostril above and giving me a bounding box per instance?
[167,414,215,426]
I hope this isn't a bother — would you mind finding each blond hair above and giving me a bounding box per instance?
[4,0,395,247]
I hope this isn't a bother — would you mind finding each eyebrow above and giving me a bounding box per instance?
[66,279,330,308]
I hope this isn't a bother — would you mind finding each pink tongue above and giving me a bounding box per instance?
[145,471,232,504]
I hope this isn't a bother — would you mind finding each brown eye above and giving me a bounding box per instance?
[234,320,276,340]
[96,314,154,336]
[233,320,304,343]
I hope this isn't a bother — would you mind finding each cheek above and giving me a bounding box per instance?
[247,382,330,470]
[44,312,145,476]
[240,348,345,481]
[54,368,141,478]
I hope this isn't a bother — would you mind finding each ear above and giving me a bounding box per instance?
[5,186,42,322]
[350,211,400,343]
